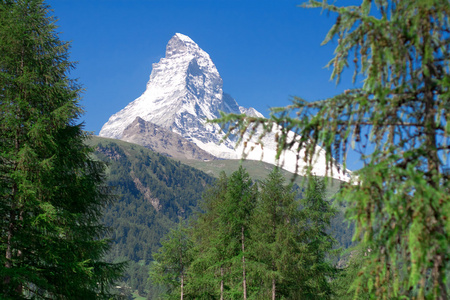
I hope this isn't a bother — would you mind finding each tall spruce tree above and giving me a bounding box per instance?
[220,166,257,300]
[251,171,337,299]
[249,168,306,299]
[188,172,229,299]
[300,176,337,299]
[150,219,193,300]
[0,0,122,298]
[213,0,450,298]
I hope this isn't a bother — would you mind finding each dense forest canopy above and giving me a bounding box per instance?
[90,137,216,296]
[89,138,353,298]
[214,0,450,299]
[150,168,340,300]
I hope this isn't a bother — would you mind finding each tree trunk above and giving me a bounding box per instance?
[220,266,224,300]
[424,64,448,300]
[180,274,184,300]
[272,277,276,300]
[16,210,23,295]
[4,181,18,288]
[242,226,247,300]
[272,260,276,300]
[4,209,15,285]
[272,211,276,300]
[179,234,184,300]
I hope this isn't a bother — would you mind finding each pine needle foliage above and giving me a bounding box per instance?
[333,244,371,300]
[212,0,450,298]
[0,0,123,298]
[187,172,229,299]
[249,167,305,299]
[300,176,337,299]
[150,219,193,300]
[220,166,258,300]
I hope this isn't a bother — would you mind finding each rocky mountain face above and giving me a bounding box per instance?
[99,33,250,146]
[121,117,217,161]
[99,33,349,181]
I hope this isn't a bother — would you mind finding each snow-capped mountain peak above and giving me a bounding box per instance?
[99,33,350,181]
[100,33,230,141]
[165,33,200,58]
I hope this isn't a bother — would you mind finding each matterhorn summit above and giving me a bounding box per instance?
[100,33,253,153]
[99,33,349,181]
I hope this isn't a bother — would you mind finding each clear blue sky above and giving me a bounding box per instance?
[47,0,366,171]
[47,0,361,133]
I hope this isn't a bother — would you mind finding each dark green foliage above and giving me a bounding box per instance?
[333,244,371,300]
[152,167,339,299]
[150,219,193,300]
[92,137,353,297]
[188,167,258,299]
[220,166,258,299]
[187,171,229,299]
[249,167,305,299]
[300,176,338,299]
[251,171,338,299]
[89,138,216,297]
[212,0,450,298]
[0,0,123,298]
[152,167,260,300]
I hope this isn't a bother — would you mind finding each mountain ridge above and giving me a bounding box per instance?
[121,116,217,161]
[87,135,352,297]
[99,33,350,181]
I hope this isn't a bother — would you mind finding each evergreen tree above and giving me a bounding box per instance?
[0,0,122,298]
[188,172,229,299]
[214,0,450,298]
[333,244,371,300]
[300,176,337,299]
[251,172,337,299]
[221,166,257,300]
[150,219,193,300]
[249,168,305,299]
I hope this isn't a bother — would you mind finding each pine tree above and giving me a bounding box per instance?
[150,219,193,300]
[0,0,123,298]
[333,244,371,300]
[213,0,450,298]
[188,172,229,299]
[251,173,337,299]
[249,168,305,299]
[221,166,257,300]
[300,176,337,299]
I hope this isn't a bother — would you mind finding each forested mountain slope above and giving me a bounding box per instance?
[87,136,353,298]
[87,136,216,294]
